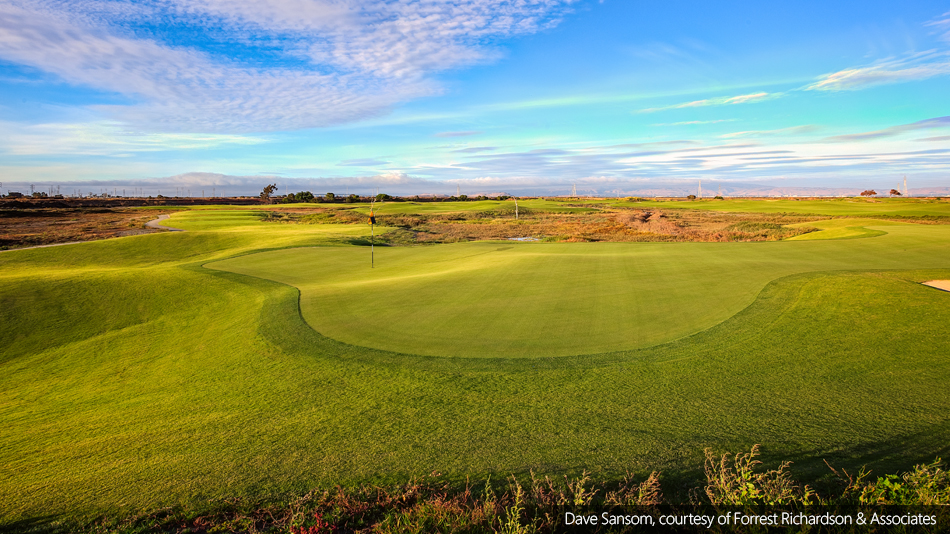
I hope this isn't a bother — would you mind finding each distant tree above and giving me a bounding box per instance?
[260,184,277,203]
[375,193,391,201]
[860,190,877,197]
[687,194,697,200]
[714,195,724,200]
[889,189,902,197]
[345,194,359,203]
[458,194,468,201]
[325,192,335,201]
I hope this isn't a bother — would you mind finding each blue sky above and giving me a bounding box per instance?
[1,0,949,196]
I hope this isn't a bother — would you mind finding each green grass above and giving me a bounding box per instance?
[337,199,599,215]
[208,223,950,358]
[784,218,914,241]
[2,206,950,525]
[617,197,950,218]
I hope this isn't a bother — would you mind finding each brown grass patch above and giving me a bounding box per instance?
[268,207,823,244]
[0,208,174,250]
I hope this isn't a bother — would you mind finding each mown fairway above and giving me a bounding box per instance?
[621,197,950,218]
[2,204,950,524]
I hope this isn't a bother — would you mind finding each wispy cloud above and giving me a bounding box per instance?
[451,146,498,153]
[925,10,950,41]
[0,1,575,133]
[805,50,950,91]
[6,135,950,194]
[0,120,266,156]
[822,116,950,142]
[638,92,778,113]
[337,158,391,167]
[720,125,818,139]
[653,119,737,126]
[434,130,483,138]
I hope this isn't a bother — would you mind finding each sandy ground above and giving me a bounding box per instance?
[923,280,950,292]
[145,214,183,231]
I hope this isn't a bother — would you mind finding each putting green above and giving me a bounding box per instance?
[208,223,950,358]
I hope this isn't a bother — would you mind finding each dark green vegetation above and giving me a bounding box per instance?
[1,201,949,528]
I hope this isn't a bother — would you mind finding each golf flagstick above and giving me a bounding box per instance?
[369,195,383,268]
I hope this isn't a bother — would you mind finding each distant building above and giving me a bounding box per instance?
[6,192,23,198]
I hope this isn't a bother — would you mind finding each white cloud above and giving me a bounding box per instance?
[803,12,950,92]
[161,0,573,77]
[638,92,778,113]
[434,130,483,137]
[925,10,950,41]
[806,62,950,91]
[0,120,267,156]
[821,116,950,142]
[653,119,737,126]
[0,0,575,132]
[720,125,818,139]
[805,48,950,91]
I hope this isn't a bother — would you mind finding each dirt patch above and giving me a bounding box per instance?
[0,208,174,250]
[923,280,950,292]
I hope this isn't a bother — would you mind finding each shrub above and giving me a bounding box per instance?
[704,445,815,506]
[858,459,950,505]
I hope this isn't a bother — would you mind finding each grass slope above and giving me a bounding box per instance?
[784,218,914,241]
[1,208,949,525]
[208,224,950,357]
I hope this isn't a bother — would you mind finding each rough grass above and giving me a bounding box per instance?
[1,207,949,528]
[266,205,823,243]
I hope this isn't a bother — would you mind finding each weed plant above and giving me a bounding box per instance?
[42,447,949,533]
